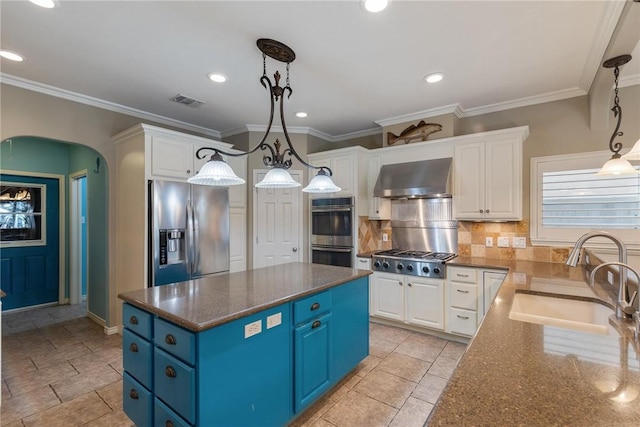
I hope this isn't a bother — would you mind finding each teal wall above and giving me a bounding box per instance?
[0,136,109,321]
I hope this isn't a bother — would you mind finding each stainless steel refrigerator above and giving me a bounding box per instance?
[148,180,229,287]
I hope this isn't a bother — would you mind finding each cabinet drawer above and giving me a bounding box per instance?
[154,318,196,365]
[123,372,153,427]
[449,308,478,337]
[123,303,153,340]
[155,398,192,427]
[123,329,153,389]
[293,290,332,325]
[450,283,478,311]
[448,267,477,283]
[154,348,196,424]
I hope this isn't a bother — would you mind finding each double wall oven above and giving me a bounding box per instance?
[311,197,354,267]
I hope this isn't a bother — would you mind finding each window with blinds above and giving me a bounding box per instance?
[542,168,640,229]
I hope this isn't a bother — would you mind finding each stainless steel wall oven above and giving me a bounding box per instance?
[311,197,354,267]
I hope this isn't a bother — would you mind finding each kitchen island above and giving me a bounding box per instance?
[429,255,640,425]
[118,262,371,427]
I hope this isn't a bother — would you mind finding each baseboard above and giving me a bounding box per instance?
[103,325,122,335]
[2,301,58,314]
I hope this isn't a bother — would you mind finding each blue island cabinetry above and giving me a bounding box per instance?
[122,276,369,426]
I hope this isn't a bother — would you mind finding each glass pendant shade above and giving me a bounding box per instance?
[187,158,246,186]
[255,167,301,188]
[621,138,640,161]
[596,155,638,176]
[302,171,342,193]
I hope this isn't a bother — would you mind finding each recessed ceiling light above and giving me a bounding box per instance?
[424,73,444,83]
[29,0,58,8]
[295,112,308,118]
[208,73,227,83]
[0,50,25,62]
[363,0,389,13]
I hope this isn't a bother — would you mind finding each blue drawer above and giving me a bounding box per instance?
[154,348,196,424]
[155,398,193,427]
[123,329,153,389]
[293,290,332,325]
[123,303,153,340]
[123,372,153,427]
[154,318,196,365]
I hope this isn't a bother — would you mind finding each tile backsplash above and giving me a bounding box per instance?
[358,217,570,263]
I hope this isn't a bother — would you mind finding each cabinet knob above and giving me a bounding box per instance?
[312,320,321,329]
[129,315,138,325]
[486,209,490,214]
[398,281,403,286]
[310,302,320,311]
[479,209,484,214]
[165,366,177,378]
[292,247,298,252]
[129,389,139,400]
[407,283,412,287]
[129,343,138,352]
[166,422,175,427]
[165,334,177,345]
[186,169,191,174]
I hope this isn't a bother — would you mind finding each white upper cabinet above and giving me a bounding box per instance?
[453,130,527,221]
[151,136,196,179]
[367,155,390,220]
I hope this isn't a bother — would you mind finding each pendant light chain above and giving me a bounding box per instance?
[609,64,624,156]
[286,62,290,88]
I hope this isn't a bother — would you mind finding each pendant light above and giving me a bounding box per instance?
[188,39,341,193]
[596,54,638,176]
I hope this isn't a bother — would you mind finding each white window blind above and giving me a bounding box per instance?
[542,168,640,229]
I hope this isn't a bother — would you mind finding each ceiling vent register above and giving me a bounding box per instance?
[170,94,206,107]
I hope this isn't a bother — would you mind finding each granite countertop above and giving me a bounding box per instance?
[118,262,371,332]
[429,254,640,426]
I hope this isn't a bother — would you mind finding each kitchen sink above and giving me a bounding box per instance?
[509,292,614,335]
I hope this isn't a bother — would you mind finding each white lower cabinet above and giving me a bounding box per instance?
[371,272,444,331]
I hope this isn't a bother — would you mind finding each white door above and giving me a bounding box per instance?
[405,277,444,330]
[372,273,404,321]
[253,170,303,268]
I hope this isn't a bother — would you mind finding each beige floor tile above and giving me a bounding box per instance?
[1,385,61,424]
[2,356,38,380]
[370,323,412,345]
[325,373,361,402]
[428,356,459,379]
[83,334,122,352]
[5,362,78,397]
[394,333,447,363]
[310,418,337,427]
[412,373,448,404]
[51,364,122,402]
[22,391,111,427]
[3,421,27,427]
[322,390,397,427]
[353,370,416,409]
[68,346,123,373]
[96,379,123,410]
[439,341,467,360]
[376,352,430,383]
[30,342,92,369]
[289,396,336,427]
[389,396,434,427]
[2,379,11,400]
[369,335,399,358]
[352,354,382,378]
[82,409,134,427]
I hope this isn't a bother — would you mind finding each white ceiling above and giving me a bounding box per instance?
[1,1,639,141]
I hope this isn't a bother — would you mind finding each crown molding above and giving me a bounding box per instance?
[619,73,640,88]
[331,127,381,142]
[577,0,626,94]
[0,73,222,140]
[374,104,464,127]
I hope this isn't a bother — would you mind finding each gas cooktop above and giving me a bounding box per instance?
[371,249,457,278]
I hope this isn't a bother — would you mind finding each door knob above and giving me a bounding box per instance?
[292,247,298,252]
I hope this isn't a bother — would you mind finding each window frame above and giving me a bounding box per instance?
[0,181,47,248]
[530,150,639,250]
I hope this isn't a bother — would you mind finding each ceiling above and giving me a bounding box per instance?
[1,1,639,142]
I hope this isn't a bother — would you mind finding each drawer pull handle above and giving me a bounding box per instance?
[310,302,320,311]
[165,366,177,378]
[165,334,177,345]
[456,289,470,294]
[457,274,469,278]
[129,315,138,325]
[312,320,321,329]
[166,422,175,427]
[457,315,470,320]
[129,389,139,400]
[129,343,138,352]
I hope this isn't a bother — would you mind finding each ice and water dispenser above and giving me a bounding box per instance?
[159,228,185,266]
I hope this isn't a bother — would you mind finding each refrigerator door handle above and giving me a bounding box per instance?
[186,202,195,275]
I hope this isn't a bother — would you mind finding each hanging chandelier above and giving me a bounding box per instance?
[188,39,341,193]
[596,54,638,176]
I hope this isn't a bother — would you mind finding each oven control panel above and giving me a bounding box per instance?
[372,257,445,279]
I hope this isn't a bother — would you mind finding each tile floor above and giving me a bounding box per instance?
[1,304,465,427]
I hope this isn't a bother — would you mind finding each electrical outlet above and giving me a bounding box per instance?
[512,272,527,285]
[266,312,282,329]
[244,320,262,338]
[382,233,388,242]
[512,237,526,249]
[497,237,510,248]
[485,237,493,247]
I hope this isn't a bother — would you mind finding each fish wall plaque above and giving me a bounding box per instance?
[387,121,442,145]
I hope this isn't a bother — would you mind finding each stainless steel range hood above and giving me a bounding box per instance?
[373,158,452,199]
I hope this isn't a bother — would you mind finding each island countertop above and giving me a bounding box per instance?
[118,262,371,332]
[429,255,640,426]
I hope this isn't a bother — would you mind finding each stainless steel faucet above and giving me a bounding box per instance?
[566,231,630,318]
[590,261,638,320]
